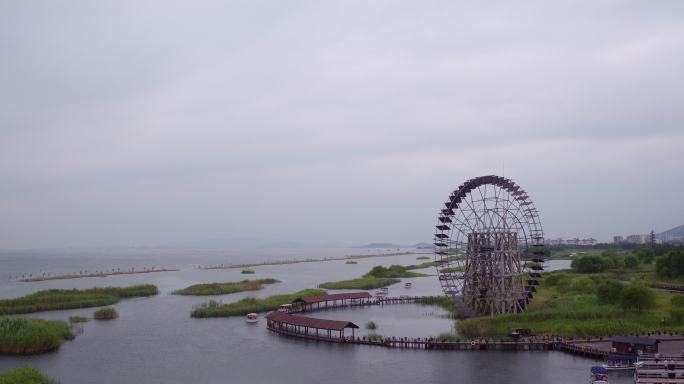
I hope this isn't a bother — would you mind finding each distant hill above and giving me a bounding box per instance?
[158,238,308,249]
[354,242,431,249]
[657,225,684,242]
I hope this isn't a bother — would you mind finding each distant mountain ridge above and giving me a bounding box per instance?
[657,225,684,242]
[354,242,431,249]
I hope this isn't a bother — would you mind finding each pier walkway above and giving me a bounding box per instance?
[266,293,611,356]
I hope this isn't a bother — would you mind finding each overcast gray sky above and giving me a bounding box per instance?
[0,0,682,249]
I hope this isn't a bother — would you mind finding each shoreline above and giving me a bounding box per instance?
[19,268,179,283]
[202,251,430,270]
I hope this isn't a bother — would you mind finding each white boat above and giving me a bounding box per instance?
[602,355,640,370]
[277,304,292,313]
[374,290,386,298]
[589,366,609,383]
[246,313,258,323]
[404,282,412,289]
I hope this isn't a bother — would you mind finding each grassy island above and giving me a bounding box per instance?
[0,318,73,355]
[318,265,428,290]
[93,308,118,320]
[458,247,684,338]
[202,251,422,270]
[319,277,400,290]
[20,268,178,282]
[172,279,279,296]
[0,285,158,315]
[0,366,55,383]
[191,288,326,318]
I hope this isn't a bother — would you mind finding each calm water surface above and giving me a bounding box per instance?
[0,249,630,384]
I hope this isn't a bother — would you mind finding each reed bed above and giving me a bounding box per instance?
[68,316,88,324]
[318,264,428,290]
[191,288,326,318]
[201,251,423,270]
[318,277,400,290]
[93,308,118,320]
[172,279,279,296]
[0,318,73,355]
[18,268,178,282]
[0,284,158,315]
[0,366,54,383]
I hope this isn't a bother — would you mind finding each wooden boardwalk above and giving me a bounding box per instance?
[636,356,684,383]
[268,295,605,355]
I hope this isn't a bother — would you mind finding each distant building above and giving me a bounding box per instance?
[625,234,649,244]
[580,238,597,246]
[544,237,597,246]
[613,236,624,244]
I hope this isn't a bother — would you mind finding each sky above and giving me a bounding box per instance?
[0,0,683,249]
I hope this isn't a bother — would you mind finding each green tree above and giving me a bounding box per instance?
[672,295,684,307]
[636,248,655,264]
[656,250,684,278]
[619,283,656,312]
[597,280,623,304]
[671,308,684,324]
[570,276,596,294]
[624,255,639,268]
[571,255,607,273]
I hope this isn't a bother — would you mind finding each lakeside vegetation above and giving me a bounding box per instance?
[457,247,684,338]
[172,279,279,296]
[0,366,55,384]
[18,268,178,282]
[0,285,158,315]
[319,277,400,290]
[93,308,118,320]
[191,288,326,318]
[318,265,428,290]
[68,316,88,324]
[201,251,428,270]
[0,318,73,355]
[416,296,462,318]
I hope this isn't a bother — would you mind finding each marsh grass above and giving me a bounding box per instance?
[0,318,73,355]
[191,288,326,318]
[0,366,55,384]
[318,264,429,290]
[415,296,463,318]
[367,334,383,342]
[172,279,279,296]
[68,316,88,324]
[416,256,431,260]
[318,277,400,290]
[0,285,158,315]
[436,332,460,342]
[345,261,358,264]
[93,308,118,320]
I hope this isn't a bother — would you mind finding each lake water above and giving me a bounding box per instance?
[0,249,634,384]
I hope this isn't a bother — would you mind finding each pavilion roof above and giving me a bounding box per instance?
[265,311,359,331]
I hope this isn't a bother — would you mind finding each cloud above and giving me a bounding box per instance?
[0,0,682,248]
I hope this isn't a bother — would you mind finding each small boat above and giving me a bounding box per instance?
[381,287,389,293]
[277,304,292,313]
[602,354,640,370]
[246,313,258,323]
[589,366,609,383]
[374,290,386,298]
[404,282,412,289]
